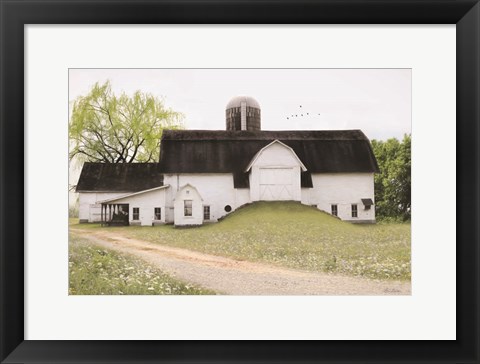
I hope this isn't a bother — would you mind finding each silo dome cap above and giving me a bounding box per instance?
[226,96,260,109]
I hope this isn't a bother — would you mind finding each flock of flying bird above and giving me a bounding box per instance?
[286,105,320,120]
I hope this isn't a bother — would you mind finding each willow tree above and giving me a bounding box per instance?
[69,81,184,163]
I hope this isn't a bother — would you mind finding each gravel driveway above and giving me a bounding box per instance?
[70,228,411,295]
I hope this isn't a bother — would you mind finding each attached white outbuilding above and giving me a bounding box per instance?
[173,184,204,226]
[97,185,169,226]
[76,163,165,225]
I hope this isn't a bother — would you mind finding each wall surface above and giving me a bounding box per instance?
[164,172,375,223]
[78,192,125,222]
[306,173,376,222]
[109,188,167,226]
[80,171,376,225]
[164,174,240,222]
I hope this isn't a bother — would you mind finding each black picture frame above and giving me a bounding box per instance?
[1,1,479,363]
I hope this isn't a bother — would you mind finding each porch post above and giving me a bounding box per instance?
[101,204,103,225]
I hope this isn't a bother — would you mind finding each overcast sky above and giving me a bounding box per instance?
[69,68,411,141]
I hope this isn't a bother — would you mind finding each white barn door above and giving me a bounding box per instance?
[259,168,293,200]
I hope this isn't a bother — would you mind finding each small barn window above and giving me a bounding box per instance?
[154,207,161,220]
[224,205,232,212]
[184,200,192,217]
[351,204,358,218]
[331,204,338,216]
[203,206,210,220]
[133,208,139,220]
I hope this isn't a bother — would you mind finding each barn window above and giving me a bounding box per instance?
[351,204,358,218]
[331,204,338,216]
[133,208,139,220]
[224,205,232,212]
[184,200,192,217]
[203,206,210,220]
[154,207,161,220]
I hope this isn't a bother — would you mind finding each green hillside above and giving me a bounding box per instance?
[74,201,411,280]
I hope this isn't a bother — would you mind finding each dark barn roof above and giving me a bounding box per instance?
[76,163,164,192]
[159,130,379,188]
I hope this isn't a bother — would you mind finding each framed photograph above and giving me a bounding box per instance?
[1,1,478,363]
[68,68,412,297]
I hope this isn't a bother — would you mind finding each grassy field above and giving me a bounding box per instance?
[69,234,215,295]
[71,202,411,280]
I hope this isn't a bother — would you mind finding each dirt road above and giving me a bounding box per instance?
[70,228,411,295]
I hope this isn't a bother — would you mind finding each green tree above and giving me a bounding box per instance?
[69,81,184,163]
[371,134,411,221]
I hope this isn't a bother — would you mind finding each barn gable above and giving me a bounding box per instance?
[245,140,307,172]
[174,183,203,202]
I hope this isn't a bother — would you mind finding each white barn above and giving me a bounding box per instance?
[76,96,379,226]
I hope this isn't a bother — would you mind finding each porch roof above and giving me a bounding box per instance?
[97,185,170,204]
